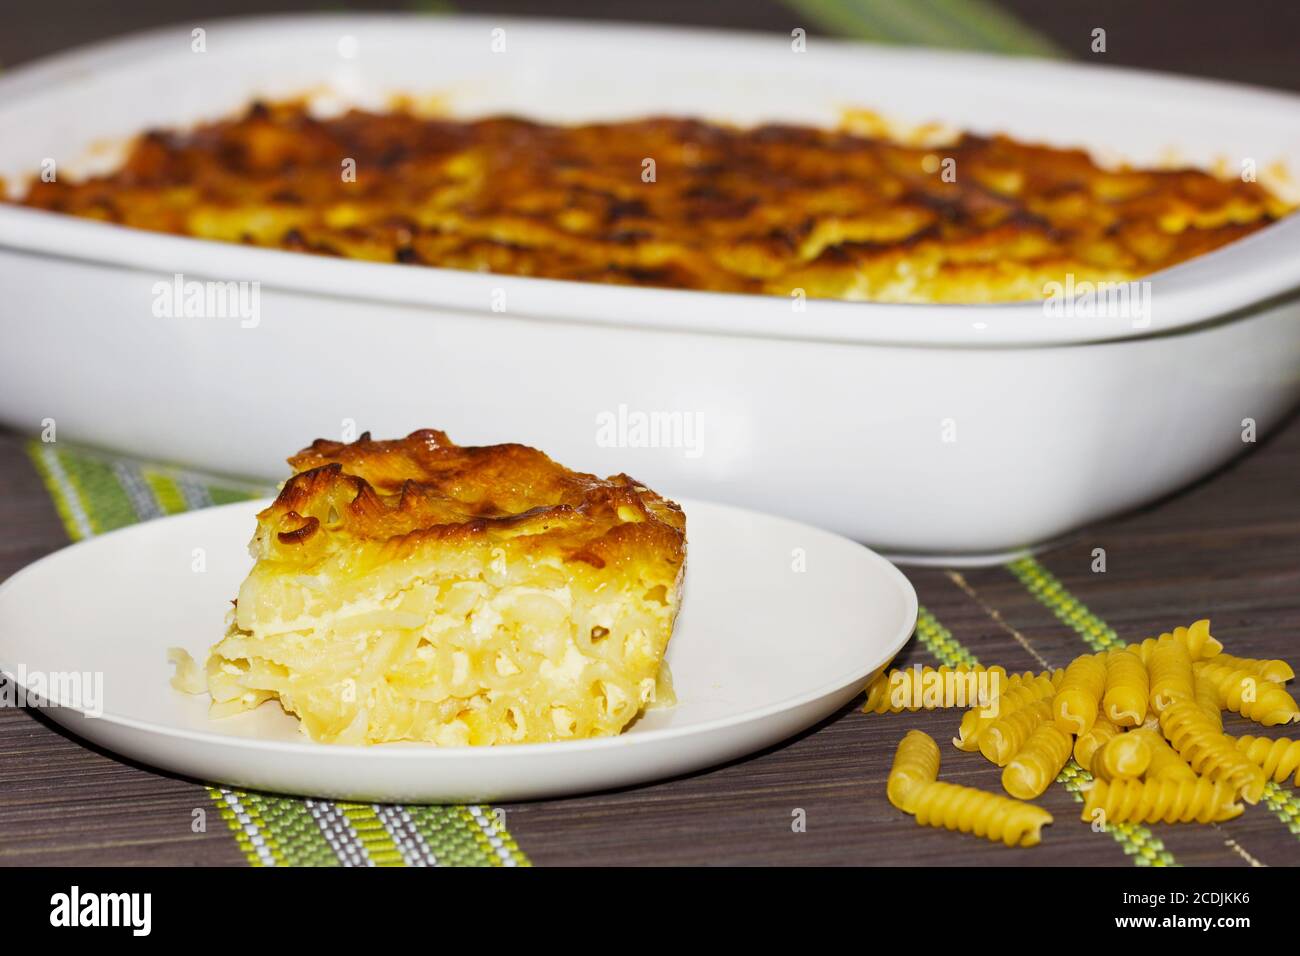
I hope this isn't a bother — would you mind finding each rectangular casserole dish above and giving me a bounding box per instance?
[1,14,1298,563]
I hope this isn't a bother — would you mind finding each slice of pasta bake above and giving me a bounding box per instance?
[175,430,685,745]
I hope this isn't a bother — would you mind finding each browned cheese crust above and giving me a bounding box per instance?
[14,101,1290,302]
[257,429,685,577]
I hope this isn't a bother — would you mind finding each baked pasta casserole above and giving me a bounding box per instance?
[169,430,686,746]
[13,101,1290,303]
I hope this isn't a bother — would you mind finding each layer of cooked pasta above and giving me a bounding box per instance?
[172,429,686,746]
[13,100,1290,302]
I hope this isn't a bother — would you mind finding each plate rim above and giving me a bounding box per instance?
[0,495,917,759]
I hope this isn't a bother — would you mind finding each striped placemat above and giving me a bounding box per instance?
[27,439,529,868]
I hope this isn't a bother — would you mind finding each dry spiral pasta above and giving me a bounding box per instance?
[981,700,1052,767]
[1131,727,1197,782]
[874,617,1293,847]
[1093,731,1151,781]
[1081,777,1244,825]
[1193,661,1300,727]
[1194,672,1224,731]
[1159,700,1266,803]
[1102,647,1148,727]
[1148,636,1195,713]
[911,781,1053,847]
[864,664,1005,714]
[1213,653,1294,684]
[1234,735,1300,786]
[1053,652,1106,735]
[953,670,1059,752]
[887,730,942,812]
[1128,619,1222,664]
[1074,714,1121,773]
[1002,723,1072,799]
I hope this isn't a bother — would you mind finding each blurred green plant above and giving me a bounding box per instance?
[780,0,1063,56]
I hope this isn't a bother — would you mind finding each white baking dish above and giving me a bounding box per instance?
[1,14,1298,562]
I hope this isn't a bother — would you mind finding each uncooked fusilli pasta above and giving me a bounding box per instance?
[1092,730,1151,781]
[1193,661,1300,727]
[953,670,1059,752]
[1159,700,1266,803]
[1002,723,1072,799]
[911,781,1054,847]
[872,615,1293,849]
[1234,735,1300,786]
[1053,652,1106,735]
[1128,619,1222,664]
[1074,714,1121,773]
[1148,635,1195,713]
[1213,653,1294,684]
[980,700,1052,767]
[1103,647,1148,727]
[1081,777,1244,825]
[887,730,942,812]
[1194,672,1224,731]
[1131,727,1196,782]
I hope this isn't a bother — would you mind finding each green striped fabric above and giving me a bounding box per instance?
[27,440,529,868]
[780,0,1062,56]
[1008,558,1124,653]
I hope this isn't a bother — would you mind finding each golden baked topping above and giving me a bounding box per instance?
[16,101,1289,303]
[260,429,685,570]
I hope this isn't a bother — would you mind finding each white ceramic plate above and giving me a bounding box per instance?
[0,498,916,802]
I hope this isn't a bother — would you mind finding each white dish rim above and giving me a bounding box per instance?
[0,12,1298,349]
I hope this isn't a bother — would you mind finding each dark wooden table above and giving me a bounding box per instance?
[1,1,1298,867]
